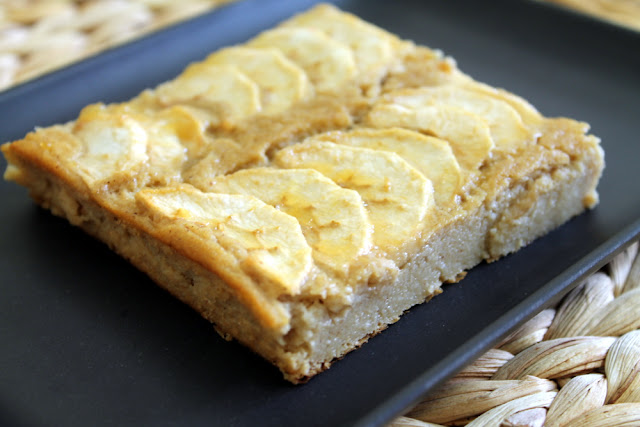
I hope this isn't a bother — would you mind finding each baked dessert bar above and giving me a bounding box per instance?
[1,4,604,383]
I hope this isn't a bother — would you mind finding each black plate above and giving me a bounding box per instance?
[1,1,639,426]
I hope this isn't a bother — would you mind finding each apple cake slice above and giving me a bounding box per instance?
[1,4,603,383]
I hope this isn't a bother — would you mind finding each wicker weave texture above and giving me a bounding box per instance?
[393,241,640,426]
[0,0,233,90]
[542,0,640,31]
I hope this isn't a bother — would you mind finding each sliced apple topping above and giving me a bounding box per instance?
[274,141,433,253]
[367,103,493,171]
[382,86,532,149]
[205,46,313,114]
[143,128,186,183]
[307,128,462,206]
[156,105,210,160]
[282,4,395,84]
[73,104,149,184]
[248,27,357,92]
[137,186,312,296]
[464,80,543,125]
[154,63,261,121]
[207,168,372,275]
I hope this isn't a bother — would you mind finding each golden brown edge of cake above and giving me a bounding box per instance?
[0,4,604,383]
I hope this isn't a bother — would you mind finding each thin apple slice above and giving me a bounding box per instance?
[137,185,312,296]
[248,27,356,92]
[274,140,433,253]
[367,103,494,171]
[281,3,396,85]
[205,46,313,114]
[207,168,372,275]
[155,63,261,121]
[73,104,149,185]
[383,86,532,149]
[307,128,462,206]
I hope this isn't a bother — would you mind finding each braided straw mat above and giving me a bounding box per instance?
[391,241,640,426]
[541,0,640,32]
[2,2,640,426]
[0,0,234,90]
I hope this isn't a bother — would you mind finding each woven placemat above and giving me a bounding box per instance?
[0,0,233,90]
[541,0,640,32]
[392,240,640,426]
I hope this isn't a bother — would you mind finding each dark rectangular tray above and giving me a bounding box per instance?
[1,1,639,426]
